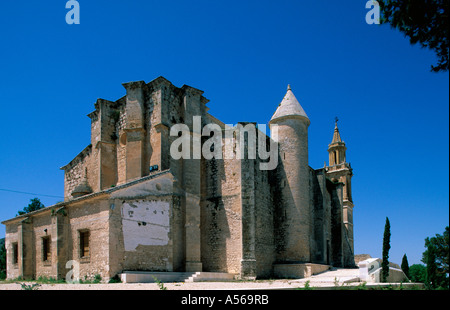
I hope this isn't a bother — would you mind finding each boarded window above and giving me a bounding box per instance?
[42,237,51,262]
[80,230,90,258]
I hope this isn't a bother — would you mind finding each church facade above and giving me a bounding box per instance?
[2,76,355,281]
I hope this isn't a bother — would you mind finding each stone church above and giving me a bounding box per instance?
[2,76,355,281]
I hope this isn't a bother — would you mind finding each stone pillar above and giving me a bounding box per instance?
[125,128,145,180]
[182,87,204,272]
[312,169,328,265]
[97,141,117,190]
[184,190,202,272]
[153,123,170,171]
[18,217,33,279]
[122,81,146,181]
[239,127,256,279]
[340,174,354,254]
[330,183,344,267]
[97,98,118,190]
[343,199,355,267]
[51,207,68,280]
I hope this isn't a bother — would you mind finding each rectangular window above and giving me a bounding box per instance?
[42,237,51,262]
[79,230,90,258]
[12,242,18,264]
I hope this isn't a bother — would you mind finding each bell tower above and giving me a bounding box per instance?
[326,118,354,255]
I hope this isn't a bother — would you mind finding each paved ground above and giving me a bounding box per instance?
[0,268,420,290]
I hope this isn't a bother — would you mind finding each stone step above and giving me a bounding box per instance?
[120,271,235,283]
[185,272,235,282]
[120,271,196,283]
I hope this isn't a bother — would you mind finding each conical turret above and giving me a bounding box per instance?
[270,85,310,126]
[270,85,311,263]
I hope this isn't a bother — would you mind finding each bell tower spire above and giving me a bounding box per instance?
[328,117,346,166]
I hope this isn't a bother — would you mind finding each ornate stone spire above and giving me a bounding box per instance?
[331,117,343,144]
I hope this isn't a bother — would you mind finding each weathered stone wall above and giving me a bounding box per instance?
[108,172,182,276]
[108,198,124,278]
[3,212,52,280]
[254,157,275,278]
[118,198,174,271]
[201,155,242,274]
[66,198,111,280]
[62,145,92,200]
[32,211,53,279]
[3,198,112,281]
[199,125,276,278]
[4,222,19,279]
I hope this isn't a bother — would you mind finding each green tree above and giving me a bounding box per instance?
[0,239,6,280]
[409,264,426,283]
[401,254,410,279]
[382,217,391,282]
[378,0,449,72]
[425,244,438,289]
[422,226,449,289]
[17,197,45,216]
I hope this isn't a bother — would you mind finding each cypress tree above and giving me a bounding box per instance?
[382,217,391,282]
[401,254,410,279]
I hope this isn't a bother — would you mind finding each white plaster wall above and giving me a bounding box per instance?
[122,200,170,251]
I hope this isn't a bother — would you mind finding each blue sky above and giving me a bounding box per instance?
[0,0,448,266]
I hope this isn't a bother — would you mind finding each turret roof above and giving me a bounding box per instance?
[270,85,310,125]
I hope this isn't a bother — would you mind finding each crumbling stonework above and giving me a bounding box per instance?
[2,76,355,281]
